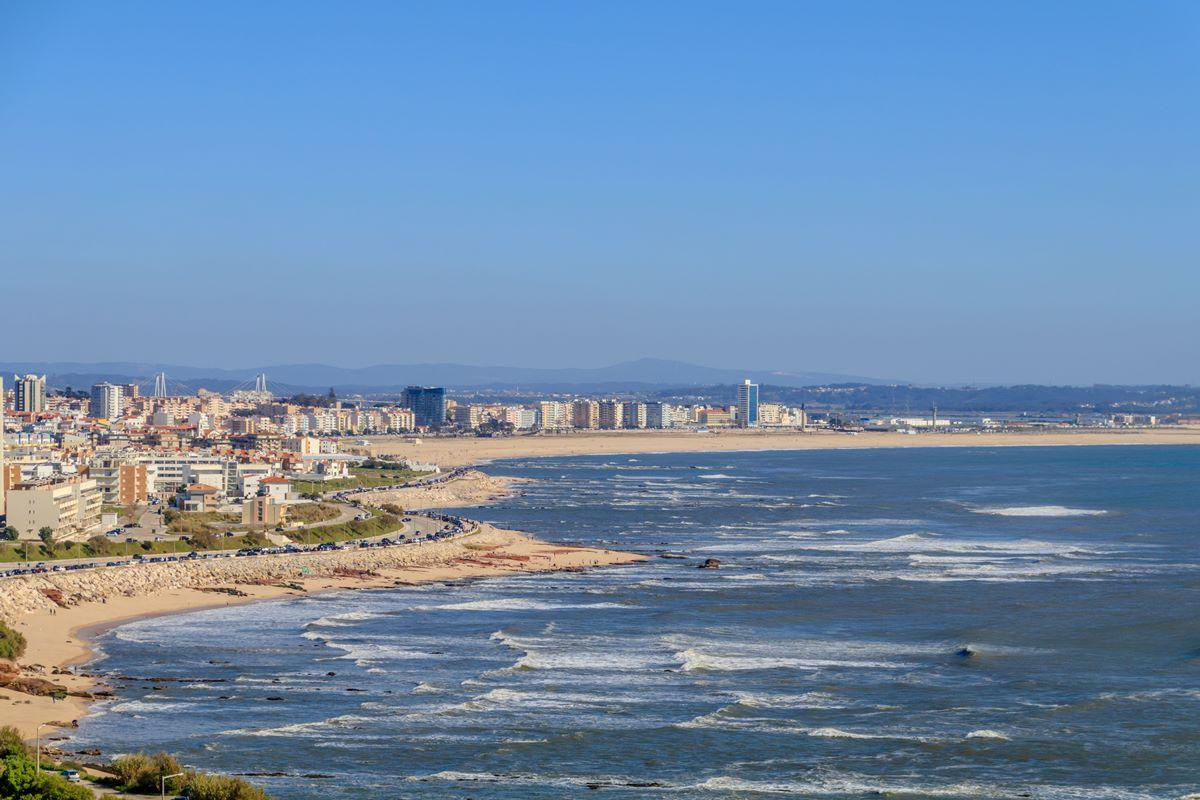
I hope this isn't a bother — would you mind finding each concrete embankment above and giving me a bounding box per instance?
[0,529,488,620]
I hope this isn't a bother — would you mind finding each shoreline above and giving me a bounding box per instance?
[0,516,645,745]
[9,430,1198,756]
[346,426,1200,467]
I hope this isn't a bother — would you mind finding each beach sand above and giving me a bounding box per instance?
[346,426,1200,468]
[0,525,644,744]
[368,470,527,510]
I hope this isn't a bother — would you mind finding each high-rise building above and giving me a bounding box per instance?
[13,374,46,413]
[737,379,759,428]
[401,386,447,429]
[90,382,124,420]
[621,402,647,429]
[571,399,600,429]
[598,400,624,430]
[536,401,570,430]
[645,401,673,429]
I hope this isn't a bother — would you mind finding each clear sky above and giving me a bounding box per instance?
[2,1,1196,384]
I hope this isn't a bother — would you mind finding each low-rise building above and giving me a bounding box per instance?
[6,475,103,540]
[242,495,287,527]
[175,483,219,512]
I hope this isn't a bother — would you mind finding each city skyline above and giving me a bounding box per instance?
[2,2,1197,385]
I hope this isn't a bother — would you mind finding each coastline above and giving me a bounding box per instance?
[8,428,1198,757]
[0,508,644,745]
[346,426,1200,467]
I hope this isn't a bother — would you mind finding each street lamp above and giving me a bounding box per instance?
[160,771,186,799]
[35,722,46,774]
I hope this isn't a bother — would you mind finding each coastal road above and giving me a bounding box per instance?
[0,513,459,574]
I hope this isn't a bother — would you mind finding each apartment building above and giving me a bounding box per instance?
[88,454,149,505]
[571,399,600,429]
[6,475,103,540]
[621,401,647,429]
[13,374,46,413]
[537,401,570,430]
[90,382,124,420]
[598,400,625,430]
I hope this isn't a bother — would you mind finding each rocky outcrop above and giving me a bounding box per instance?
[0,529,498,620]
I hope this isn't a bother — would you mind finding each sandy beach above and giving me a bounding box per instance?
[368,470,528,510]
[0,524,644,745]
[348,426,1200,467]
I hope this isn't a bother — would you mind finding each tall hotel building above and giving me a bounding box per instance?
[737,379,759,428]
[401,386,447,429]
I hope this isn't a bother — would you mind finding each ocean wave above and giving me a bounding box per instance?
[110,700,198,714]
[416,598,629,612]
[970,505,1107,517]
[675,647,911,672]
[965,729,1012,740]
[307,610,384,628]
[222,714,376,738]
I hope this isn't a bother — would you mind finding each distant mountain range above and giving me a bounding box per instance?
[0,358,895,394]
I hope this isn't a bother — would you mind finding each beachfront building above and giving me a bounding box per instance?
[695,407,734,427]
[737,379,759,428]
[6,475,103,540]
[571,399,600,429]
[621,401,647,429]
[598,400,624,430]
[13,374,46,413]
[402,386,447,429]
[536,401,570,430]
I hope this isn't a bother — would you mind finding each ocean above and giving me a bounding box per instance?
[73,446,1200,798]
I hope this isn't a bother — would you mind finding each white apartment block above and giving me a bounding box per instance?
[6,475,103,540]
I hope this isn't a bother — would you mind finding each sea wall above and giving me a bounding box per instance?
[0,529,504,621]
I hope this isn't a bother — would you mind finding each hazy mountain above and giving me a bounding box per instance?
[1,358,894,392]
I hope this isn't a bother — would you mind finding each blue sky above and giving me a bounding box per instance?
[1,1,1196,384]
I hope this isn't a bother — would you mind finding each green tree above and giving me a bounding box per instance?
[0,527,17,542]
[85,536,115,556]
[0,726,29,759]
[37,527,54,545]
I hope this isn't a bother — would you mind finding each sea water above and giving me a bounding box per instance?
[73,446,1200,798]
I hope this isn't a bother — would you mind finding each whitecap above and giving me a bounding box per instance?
[970,505,1107,517]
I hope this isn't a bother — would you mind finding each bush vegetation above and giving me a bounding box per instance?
[285,502,340,524]
[0,752,92,799]
[111,752,273,799]
[0,621,27,660]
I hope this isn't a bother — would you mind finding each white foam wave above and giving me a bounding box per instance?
[222,714,375,738]
[970,505,1107,517]
[415,598,628,612]
[966,729,1011,740]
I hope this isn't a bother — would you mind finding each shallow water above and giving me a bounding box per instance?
[75,446,1200,798]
